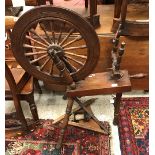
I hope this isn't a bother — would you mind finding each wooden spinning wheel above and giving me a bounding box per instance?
[9,5,132,150]
[11,6,100,85]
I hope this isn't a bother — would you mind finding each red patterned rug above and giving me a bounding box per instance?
[119,97,149,155]
[5,120,111,155]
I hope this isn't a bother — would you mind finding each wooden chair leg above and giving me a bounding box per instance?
[113,93,122,125]
[85,0,88,8]
[114,0,123,18]
[13,95,28,131]
[90,0,97,17]
[26,94,39,124]
[56,98,74,149]
[50,0,53,5]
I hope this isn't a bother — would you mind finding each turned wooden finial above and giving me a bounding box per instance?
[111,24,126,80]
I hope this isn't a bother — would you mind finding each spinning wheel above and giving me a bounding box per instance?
[10,5,132,151]
[11,6,100,85]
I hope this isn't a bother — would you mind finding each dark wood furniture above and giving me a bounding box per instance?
[5,66,39,123]
[6,0,99,27]
[112,0,149,36]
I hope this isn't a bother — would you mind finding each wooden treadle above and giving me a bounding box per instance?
[67,70,131,97]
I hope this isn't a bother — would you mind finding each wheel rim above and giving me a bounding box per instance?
[11,6,100,84]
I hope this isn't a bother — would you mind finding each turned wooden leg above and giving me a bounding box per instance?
[26,94,39,124]
[85,0,88,8]
[113,93,122,125]
[56,98,74,149]
[13,95,28,131]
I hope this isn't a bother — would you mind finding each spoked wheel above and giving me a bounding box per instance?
[11,6,100,85]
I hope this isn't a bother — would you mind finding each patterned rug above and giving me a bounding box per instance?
[119,97,149,155]
[5,120,111,155]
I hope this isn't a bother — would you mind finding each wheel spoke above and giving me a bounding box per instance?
[63,45,87,51]
[65,52,87,59]
[39,23,52,44]
[40,57,51,71]
[59,28,75,46]
[57,23,64,44]
[65,55,84,66]
[25,51,47,56]
[62,35,82,48]
[50,21,56,44]
[62,57,77,73]
[49,61,54,75]
[30,54,48,64]
[29,29,50,46]
[26,35,48,48]
[23,44,47,50]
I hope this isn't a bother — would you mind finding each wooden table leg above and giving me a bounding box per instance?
[90,0,97,17]
[85,0,100,28]
[56,97,74,149]
[85,0,88,8]
[113,92,122,125]
[114,0,123,18]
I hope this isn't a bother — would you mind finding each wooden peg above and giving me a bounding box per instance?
[118,41,126,56]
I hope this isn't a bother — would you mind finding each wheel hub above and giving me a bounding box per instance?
[47,44,64,58]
